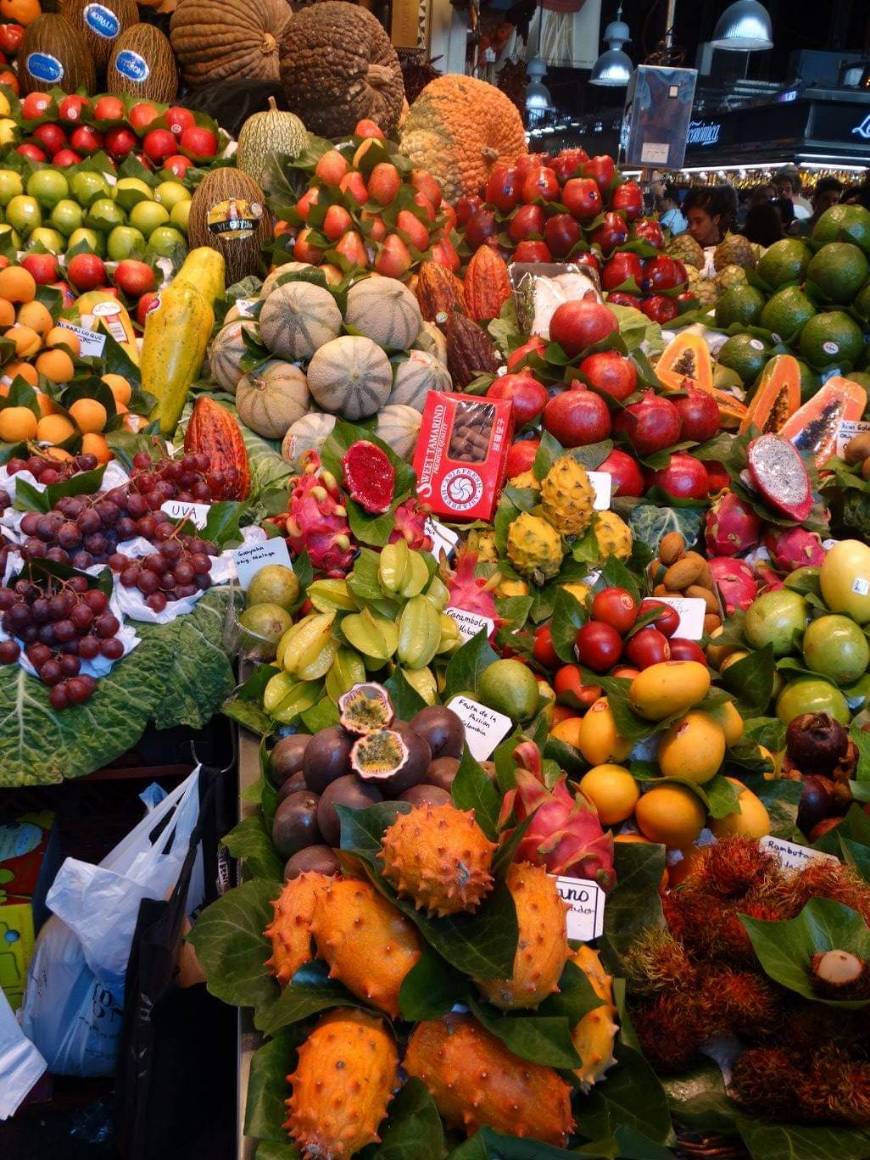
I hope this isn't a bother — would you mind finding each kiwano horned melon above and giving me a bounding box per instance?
[265,871,333,984]
[404,1014,574,1145]
[570,945,619,1092]
[379,802,496,916]
[311,877,422,1017]
[476,862,569,1010]
[285,1008,398,1159]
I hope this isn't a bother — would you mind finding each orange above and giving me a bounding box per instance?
[35,348,74,383]
[5,324,41,358]
[34,391,57,417]
[102,373,131,405]
[3,360,38,386]
[0,405,37,442]
[69,397,107,434]
[45,326,80,356]
[550,716,584,748]
[0,297,14,326]
[0,266,36,304]
[17,300,52,336]
[36,414,75,443]
[81,431,111,464]
[0,0,42,26]
[43,446,73,462]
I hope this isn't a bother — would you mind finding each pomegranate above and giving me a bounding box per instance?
[507,336,547,372]
[613,391,682,456]
[706,461,730,494]
[549,298,619,358]
[487,373,549,426]
[649,452,709,501]
[543,389,612,447]
[675,387,720,443]
[597,448,645,497]
[579,350,637,402]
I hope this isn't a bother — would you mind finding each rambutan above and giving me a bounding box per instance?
[697,968,781,1039]
[691,837,781,900]
[799,1047,870,1127]
[664,889,757,966]
[623,928,696,995]
[772,859,870,924]
[632,991,705,1073]
[783,1003,870,1062]
[730,1048,804,1120]
[810,950,870,1002]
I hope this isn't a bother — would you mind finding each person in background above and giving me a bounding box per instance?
[841,178,870,210]
[683,185,731,248]
[773,167,812,219]
[743,201,784,247]
[656,181,688,235]
[790,177,844,236]
[773,195,796,233]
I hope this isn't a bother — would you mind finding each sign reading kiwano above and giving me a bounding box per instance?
[83,3,121,38]
[25,52,64,85]
[113,49,149,83]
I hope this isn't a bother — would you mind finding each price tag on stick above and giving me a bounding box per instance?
[234,537,293,589]
[553,876,605,941]
[446,695,512,761]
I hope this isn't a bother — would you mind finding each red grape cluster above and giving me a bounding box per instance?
[112,532,216,612]
[7,452,99,486]
[0,575,122,709]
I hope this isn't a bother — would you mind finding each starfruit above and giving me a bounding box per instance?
[400,666,437,705]
[280,612,337,681]
[308,579,359,612]
[435,613,461,654]
[424,575,450,611]
[397,595,442,670]
[378,541,429,598]
[325,647,368,701]
[341,608,399,662]
[263,673,321,723]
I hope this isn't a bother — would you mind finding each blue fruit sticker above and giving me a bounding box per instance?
[114,49,149,83]
[26,52,64,85]
[84,3,121,39]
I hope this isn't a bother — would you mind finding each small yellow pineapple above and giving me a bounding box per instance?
[593,511,632,560]
[540,456,595,537]
[506,512,564,583]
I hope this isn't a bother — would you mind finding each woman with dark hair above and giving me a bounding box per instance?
[743,202,784,247]
[683,185,733,247]
[772,196,795,231]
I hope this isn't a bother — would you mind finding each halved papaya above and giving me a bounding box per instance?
[710,387,748,429]
[656,332,714,392]
[778,375,867,467]
[739,354,802,435]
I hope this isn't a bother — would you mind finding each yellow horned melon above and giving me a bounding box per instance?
[264,871,332,985]
[570,945,619,1092]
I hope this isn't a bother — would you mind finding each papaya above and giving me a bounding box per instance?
[739,354,802,435]
[173,247,226,308]
[74,291,136,347]
[778,375,867,468]
[656,332,714,392]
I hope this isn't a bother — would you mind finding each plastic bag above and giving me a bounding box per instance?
[0,985,46,1120]
[20,768,205,1076]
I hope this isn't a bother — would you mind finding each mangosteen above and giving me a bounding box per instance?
[409,705,465,759]
[283,845,342,881]
[786,713,848,775]
[796,774,835,835]
[426,756,460,792]
[317,774,383,847]
[268,732,311,787]
[351,722,432,796]
[272,790,322,858]
[276,770,307,803]
[302,725,354,793]
[399,784,452,807]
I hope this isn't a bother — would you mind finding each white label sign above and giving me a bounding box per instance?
[760,836,838,872]
[446,695,512,761]
[425,517,459,559]
[446,606,495,644]
[232,297,259,318]
[588,471,613,511]
[835,419,870,459]
[58,320,105,358]
[554,875,605,941]
[641,142,670,165]
[651,596,707,640]
[234,537,292,589]
[852,577,870,596]
[160,500,211,529]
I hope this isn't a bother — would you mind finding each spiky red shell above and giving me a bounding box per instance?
[285,1008,398,1158]
[264,871,332,984]
[404,1014,574,1145]
[311,877,422,1017]
[475,862,569,1010]
[379,802,496,916]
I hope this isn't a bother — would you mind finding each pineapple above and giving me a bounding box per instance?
[540,456,595,537]
[713,233,756,272]
[667,233,705,270]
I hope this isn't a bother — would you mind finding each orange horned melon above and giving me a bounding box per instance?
[264,871,332,985]
[570,945,619,1092]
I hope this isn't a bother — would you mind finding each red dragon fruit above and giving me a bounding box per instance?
[498,741,616,890]
[704,491,761,557]
[754,561,785,593]
[439,548,501,639]
[763,526,826,573]
[708,556,758,613]
[389,499,433,551]
[284,452,356,577]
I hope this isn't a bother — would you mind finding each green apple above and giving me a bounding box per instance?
[147,226,186,257]
[155,181,190,211]
[27,227,65,253]
[129,200,169,237]
[0,224,21,250]
[6,195,42,236]
[68,227,104,256]
[50,198,85,237]
[86,197,126,232]
[26,169,69,210]
[0,170,23,207]
[114,177,153,211]
[71,171,111,209]
[107,225,146,261]
[170,199,190,233]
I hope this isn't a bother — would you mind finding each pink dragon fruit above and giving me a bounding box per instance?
[389,499,433,551]
[704,491,761,557]
[498,741,616,890]
[284,452,356,577]
[763,526,826,573]
[754,561,785,593]
[441,548,501,625]
[708,556,758,613]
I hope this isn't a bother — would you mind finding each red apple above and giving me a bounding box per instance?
[607,292,642,308]
[323,204,353,242]
[551,147,589,182]
[513,240,552,263]
[33,122,66,155]
[179,124,218,160]
[602,252,643,291]
[163,154,193,179]
[515,154,547,182]
[649,452,709,501]
[543,388,612,447]
[104,126,136,158]
[575,251,601,276]
[506,439,540,478]
[360,209,386,243]
[562,177,602,221]
[507,335,547,371]
[579,350,637,402]
[613,391,682,456]
[543,213,581,259]
[642,255,685,293]
[67,252,107,291]
[21,91,52,120]
[57,93,89,123]
[129,101,160,133]
[521,166,560,203]
[611,180,643,220]
[70,125,103,155]
[464,208,498,250]
[166,106,196,137]
[508,204,544,243]
[21,252,59,285]
[486,163,521,213]
[295,188,319,220]
[597,448,645,497]
[375,234,412,278]
[93,95,126,122]
[0,23,24,56]
[412,191,437,222]
[549,298,619,358]
[591,211,630,256]
[143,129,176,164]
[487,372,549,426]
[50,280,76,309]
[368,161,401,206]
[354,119,385,139]
[455,195,483,226]
[136,291,161,326]
[114,259,156,298]
[52,149,81,167]
[632,218,664,248]
[582,155,616,192]
[16,143,46,163]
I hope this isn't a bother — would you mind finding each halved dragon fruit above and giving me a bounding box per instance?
[708,556,758,613]
[704,491,761,556]
[763,525,826,573]
[390,498,433,551]
[342,440,395,514]
[747,434,813,522]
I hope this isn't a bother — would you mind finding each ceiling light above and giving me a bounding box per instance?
[711,1,773,51]
[590,4,633,86]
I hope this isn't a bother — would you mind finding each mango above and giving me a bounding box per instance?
[711,778,770,839]
[635,784,706,848]
[709,699,744,746]
[577,698,632,765]
[657,712,725,783]
[629,661,711,721]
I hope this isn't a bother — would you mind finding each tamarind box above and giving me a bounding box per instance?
[413,393,514,522]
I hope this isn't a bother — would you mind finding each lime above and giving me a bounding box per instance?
[0,169,22,206]
[715,284,765,328]
[86,196,125,231]
[806,242,868,305]
[759,286,816,341]
[50,198,84,237]
[28,227,64,253]
[848,371,870,392]
[147,226,186,256]
[70,171,110,209]
[107,225,146,261]
[712,363,743,391]
[756,237,813,289]
[716,333,771,385]
[68,227,104,256]
[170,199,190,232]
[811,204,870,255]
[799,311,864,370]
[6,194,41,235]
[155,181,190,211]
[776,677,850,725]
[853,279,870,321]
[129,200,170,236]
[477,658,540,722]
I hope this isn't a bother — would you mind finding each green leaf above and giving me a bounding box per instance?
[744,716,786,752]
[717,645,775,717]
[223,814,284,882]
[449,1129,578,1160]
[737,1118,870,1160]
[741,898,870,1007]
[398,947,466,1021]
[451,747,501,840]
[443,630,499,699]
[601,843,665,966]
[384,667,427,720]
[597,556,641,603]
[256,960,365,1035]
[703,773,742,819]
[581,1044,675,1147]
[739,774,803,840]
[550,588,587,664]
[245,1030,307,1142]
[373,1079,445,1160]
[255,1143,299,1160]
[202,500,247,547]
[661,1059,737,1135]
[188,878,281,1011]
[468,995,581,1068]
[299,697,340,733]
[839,836,870,880]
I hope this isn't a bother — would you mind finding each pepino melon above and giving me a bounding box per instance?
[209,318,260,394]
[259,280,342,361]
[236,359,310,439]
[306,335,392,420]
[345,275,422,351]
[21,13,96,94]
[388,349,451,411]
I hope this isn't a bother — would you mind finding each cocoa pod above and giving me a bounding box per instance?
[446,312,501,388]
[464,245,512,323]
[415,260,467,325]
[184,395,251,499]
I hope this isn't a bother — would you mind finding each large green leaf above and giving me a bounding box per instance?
[718,646,776,717]
[223,814,284,883]
[443,631,500,700]
[737,1118,870,1160]
[373,1079,444,1160]
[245,1030,306,1142]
[601,843,666,967]
[398,947,466,1021]
[467,996,581,1068]
[256,961,366,1035]
[451,747,501,840]
[580,1044,675,1147]
[448,1130,577,1160]
[661,1059,737,1135]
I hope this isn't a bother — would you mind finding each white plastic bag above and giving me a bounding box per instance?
[0,986,46,1120]
[20,767,204,1076]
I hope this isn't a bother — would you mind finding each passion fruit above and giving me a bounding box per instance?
[425,756,460,791]
[237,603,294,661]
[283,845,341,880]
[409,705,465,759]
[277,770,307,802]
[317,774,383,846]
[302,725,354,793]
[272,790,322,858]
[398,784,452,807]
[269,733,312,786]
[351,722,432,795]
[338,682,394,734]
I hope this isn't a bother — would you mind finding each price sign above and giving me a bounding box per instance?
[446,695,512,761]
[234,537,292,588]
